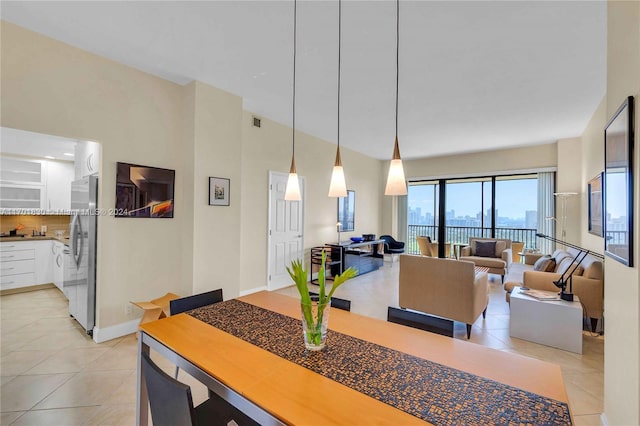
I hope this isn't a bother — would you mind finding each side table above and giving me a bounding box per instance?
[509,286,582,354]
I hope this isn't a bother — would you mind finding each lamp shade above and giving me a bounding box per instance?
[384,137,407,196]
[384,159,407,196]
[328,148,347,197]
[328,165,347,197]
[284,157,302,201]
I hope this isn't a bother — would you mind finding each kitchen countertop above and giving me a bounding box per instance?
[0,236,69,244]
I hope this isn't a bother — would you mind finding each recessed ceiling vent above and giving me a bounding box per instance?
[252,116,261,128]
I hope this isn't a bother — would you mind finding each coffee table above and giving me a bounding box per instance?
[509,286,583,354]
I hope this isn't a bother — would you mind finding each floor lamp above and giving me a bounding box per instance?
[547,192,577,248]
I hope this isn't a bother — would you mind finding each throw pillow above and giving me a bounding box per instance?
[494,240,507,257]
[475,241,496,258]
[533,255,556,272]
[556,257,574,275]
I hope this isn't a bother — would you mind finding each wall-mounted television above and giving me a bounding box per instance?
[115,162,175,218]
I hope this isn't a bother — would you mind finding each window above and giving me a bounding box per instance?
[407,173,548,255]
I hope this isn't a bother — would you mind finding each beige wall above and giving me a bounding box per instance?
[403,143,557,180]
[1,21,384,329]
[580,98,607,254]
[190,82,243,298]
[239,112,384,292]
[556,138,582,244]
[1,21,193,329]
[602,1,640,424]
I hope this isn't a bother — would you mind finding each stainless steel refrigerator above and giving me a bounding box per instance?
[64,174,98,335]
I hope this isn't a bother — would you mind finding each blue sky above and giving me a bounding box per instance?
[409,179,538,219]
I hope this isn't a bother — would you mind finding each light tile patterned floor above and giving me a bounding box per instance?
[1,264,603,425]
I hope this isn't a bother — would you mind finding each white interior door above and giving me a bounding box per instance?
[268,171,304,291]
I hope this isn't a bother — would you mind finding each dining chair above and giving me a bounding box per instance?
[308,292,351,311]
[170,289,224,379]
[141,352,258,426]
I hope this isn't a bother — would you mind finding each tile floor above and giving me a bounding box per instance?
[1,264,603,425]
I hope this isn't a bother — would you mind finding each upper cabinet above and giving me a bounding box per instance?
[74,141,100,179]
[0,128,100,213]
[0,156,74,213]
[45,160,74,211]
[0,157,46,210]
[0,157,45,185]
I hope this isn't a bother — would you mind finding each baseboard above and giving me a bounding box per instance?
[0,283,55,296]
[92,318,140,343]
[600,412,607,426]
[239,285,267,296]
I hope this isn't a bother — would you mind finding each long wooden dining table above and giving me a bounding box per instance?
[137,291,571,425]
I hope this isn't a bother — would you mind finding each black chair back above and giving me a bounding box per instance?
[170,289,223,315]
[308,292,351,311]
[141,352,197,426]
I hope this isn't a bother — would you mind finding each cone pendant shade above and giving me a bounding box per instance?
[285,157,302,201]
[328,147,347,197]
[328,0,348,198]
[384,137,407,196]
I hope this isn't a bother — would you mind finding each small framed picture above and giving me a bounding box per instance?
[209,177,230,206]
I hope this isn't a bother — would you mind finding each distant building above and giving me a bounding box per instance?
[525,210,537,229]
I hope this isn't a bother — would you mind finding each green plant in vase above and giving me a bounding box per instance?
[287,250,357,350]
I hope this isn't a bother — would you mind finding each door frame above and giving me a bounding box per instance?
[267,171,305,291]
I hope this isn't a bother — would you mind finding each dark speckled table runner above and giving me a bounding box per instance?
[188,299,571,425]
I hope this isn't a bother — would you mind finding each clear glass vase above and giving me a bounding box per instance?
[301,297,330,351]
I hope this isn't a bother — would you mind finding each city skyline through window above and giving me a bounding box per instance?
[407,174,541,254]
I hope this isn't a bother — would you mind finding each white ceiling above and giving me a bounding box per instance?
[1,1,606,160]
[1,127,77,161]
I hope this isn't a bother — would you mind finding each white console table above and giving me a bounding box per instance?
[510,286,583,354]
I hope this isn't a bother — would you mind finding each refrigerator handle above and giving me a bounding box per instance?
[70,214,78,261]
[75,216,84,268]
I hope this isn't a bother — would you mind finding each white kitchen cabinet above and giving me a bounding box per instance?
[74,141,100,179]
[45,161,74,212]
[52,241,65,291]
[34,240,53,285]
[0,240,54,290]
[0,157,45,184]
[0,156,46,211]
[0,156,74,213]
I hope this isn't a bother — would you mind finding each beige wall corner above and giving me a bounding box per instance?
[189,82,243,298]
[603,1,640,424]
[579,97,607,253]
[1,21,193,329]
[556,138,582,244]
[239,112,383,293]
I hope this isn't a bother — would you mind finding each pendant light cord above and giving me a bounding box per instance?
[292,0,297,158]
[337,0,341,149]
[395,0,399,139]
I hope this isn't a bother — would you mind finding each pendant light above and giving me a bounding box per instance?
[384,0,407,196]
[328,0,348,198]
[285,0,302,201]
